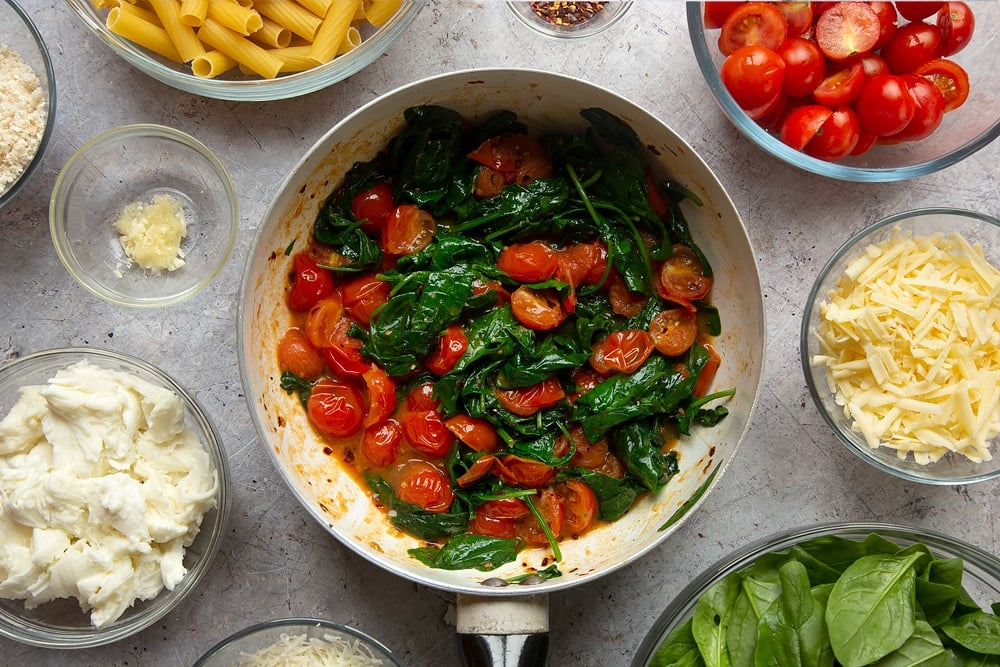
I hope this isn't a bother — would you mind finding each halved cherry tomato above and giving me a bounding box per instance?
[607,271,649,318]
[645,170,670,221]
[350,182,395,234]
[287,252,335,312]
[496,455,555,489]
[568,432,624,478]
[396,461,453,512]
[882,22,942,74]
[383,204,436,255]
[480,497,530,519]
[720,45,785,112]
[568,367,603,402]
[780,105,833,150]
[341,275,390,327]
[361,419,402,467]
[401,409,454,458]
[812,60,865,108]
[804,106,861,161]
[497,241,558,283]
[469,513,516,539]
[444,415,499,453]
[855,74,915,136]
[362,364,396,427]
[277,328,325,380]
[649,308,698,357]
[558,480,598,535]
[869,1,898,50]
[457,455,499,488]
[658,244,712,304]
[406,382,440,411]
[694,343,722,398]
[557,242,606,288]
[887,75,946,142]
[469,133,554,198]
[718,2,788,56]
[321,341,370,380]
[426,324,469,375]
[495,378,565,416]
[703,1,738,30]
[774,2,812,38]
[590,329,654,375]
[304,295,346,350]
[895,1,944,22]
[307,380,365,438]
[815,2,880,61]
[914,58,969,112]
[937,2,974,56]
[778,37,825,98]
[510,286,568,331]
[518,488,564,546]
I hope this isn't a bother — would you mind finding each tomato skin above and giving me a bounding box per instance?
[703,1,738,29]
[304,295,346,350]
[804,106,861,161]
[778,37,826,98]
[718,2,788,56]
[277,328,325,380]
[895,1,944,22]
[557,242,606,288]
[497,241,558,283]
[401,409,454,458]
[469,513,517,539]
[812,60,865,108]
[510,286,568,331]
[887,75,946,142]
[406,382,440,412]
[383,204,436,255]
[445,415,499,453]
[814,1,880,60]
[658,244,713,305]
[396,461,453,512]
[481,497,531,520]
[518,488,564,546]
[607,272,649,317]
[361,419,402,467]
[321,339,370,380]
[288,252,335,312]
[773,2,812,37]
[914,58,969,112]
[496,456,555,489]
[869,2,898,49]
[468,133,553,198]
[780,105,833,150]
[855,74,916,136]
[590,329,654,375]
[850,130,879,156]
[558,480,598,535]
[937,2,974,56]
[649,308,698,357]
[426,324,469,375]
[720,45,786,112]
[882,22,942,74]
[307,380,365,438]
[341,275,390,327]
[856,53,889,79]
[350,182,395,234]
[495,378,565,417]
[694,343,722,398]
[362,364,396,427]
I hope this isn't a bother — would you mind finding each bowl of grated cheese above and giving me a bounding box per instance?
[0,0,56,208]
[49,124,238,308]
[802,207,1000,485]
[192,618,403,667]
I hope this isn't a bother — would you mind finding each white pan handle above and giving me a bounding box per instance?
[456,593,550,667]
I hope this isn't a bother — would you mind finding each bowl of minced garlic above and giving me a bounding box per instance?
[49,124,238,308]
[802,208,1000,485]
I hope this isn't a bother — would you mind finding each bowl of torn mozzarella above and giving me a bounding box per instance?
[0,347,229,648]
[193,617,404,666]
[802,208,1000,485]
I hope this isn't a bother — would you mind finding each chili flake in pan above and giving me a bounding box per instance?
[530,2,606,26]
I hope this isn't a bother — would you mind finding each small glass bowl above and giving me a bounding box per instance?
[64,0,425,102]
[801,208,1000,485]
[193,618,404,666]
[687,2,1000,182]
[49,124,238,308]
[507,1,632,39]
[0,0,56,208]
[632,522,1000,666]
[0,347,230,649]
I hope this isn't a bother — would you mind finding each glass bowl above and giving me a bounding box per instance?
[801,208,1000,485]
[506,1,632,39]
[632,522,1000,666]
[49,124,238,308]
[687,2,1000,182]
[0,347,230,649]
[0,0,56,208]
[64,0,425,102]
[193,618,404,666]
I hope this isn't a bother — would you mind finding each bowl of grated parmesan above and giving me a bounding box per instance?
[0,0,56,208]
[802,207,1000,485]
[49,124,238,308]
[193,618,404,667]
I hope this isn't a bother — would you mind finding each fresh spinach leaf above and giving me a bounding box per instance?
[870,620,948,667]
[940,612,1000,655]
[693,574,740,667]
[652,618,707,667]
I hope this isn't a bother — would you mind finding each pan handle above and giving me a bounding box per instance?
[456,593,550,667]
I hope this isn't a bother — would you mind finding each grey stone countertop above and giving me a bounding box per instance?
[3,1,999,666]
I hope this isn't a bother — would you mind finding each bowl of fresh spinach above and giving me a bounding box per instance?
[632,521,1000,667]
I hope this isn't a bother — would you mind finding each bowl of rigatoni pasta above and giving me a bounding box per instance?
[64,0,425,101]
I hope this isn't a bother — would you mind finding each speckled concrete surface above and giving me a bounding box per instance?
[2,2,999,666]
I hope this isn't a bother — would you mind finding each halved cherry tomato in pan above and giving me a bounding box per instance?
[425,324,469,376]
[321,341,370,380]
[361,419,402,467]
[720,45,785,112]
[937,2,974,57]
[304,295,346,350]
[497,241,559,283]
[277,327,325,380]
[590,329,654,375]
[495,377,565,417]
[518,488,564,546]
[287,252,335,312]
[383,204,436,255]
[350,182,395,234]
[718,2,788,56]
[558,480,598,535]
[362,364,396,427]
[401,409,454,458]
[480,497,530,520]
[607,272,649,317]
[914,58,969,112]
[307,380,365,438]
[444,414,499,453]
[341,275,390,327]
[649,308,698,357]
[658,244,712,304]
[396,461,453,512]
[815,2,880,61]
[406,382,440,412]
[469,513,517,539]
[496,455,555,489]
[510,286,568,331]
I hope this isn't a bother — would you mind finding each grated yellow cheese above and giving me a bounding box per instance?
[115,192,188,272]
[238,631,385,666]
[812,227,1000,465]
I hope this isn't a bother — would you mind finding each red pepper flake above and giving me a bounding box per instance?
[529,2,607,26]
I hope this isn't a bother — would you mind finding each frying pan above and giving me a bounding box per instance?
[237,68,765,666]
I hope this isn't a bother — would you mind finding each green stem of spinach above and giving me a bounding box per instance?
[689,388,736,412]
[523,495,562,562]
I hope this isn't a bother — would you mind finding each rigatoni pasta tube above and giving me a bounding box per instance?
[114,1,164,27]
[179,0,207,26]
[249,17,290,48]
[197,17,282,78]
[107,6,183,62]
[339,25,360,54]
[307,0,359,65]
[252,0,321,41]
[191,49,237,77]
[363,0,401,27]
[295,0,333,19]
[148,0,205,61]
[206,0,263,35]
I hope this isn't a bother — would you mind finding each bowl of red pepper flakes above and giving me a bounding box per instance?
[507,1,632,39]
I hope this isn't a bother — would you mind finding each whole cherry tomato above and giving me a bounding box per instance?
[590,330,654,375]
[720,45,785,112]
[307,380,365,438]
[497,241,558,283]
[778,37,825,98]
[383,204,435,255]
[854,74,915,136]
[882,22,942,74]
[425,324,469,375]
[895,1,944,21]
[401,409,454,458]
[287,252,334,312]
[886,75,946,142]
[350,182,395,234]
[869,1,898,50]
[396,461,453,512]
[361,419,402,467]
[495,378,565,416]
[277,327,325,380]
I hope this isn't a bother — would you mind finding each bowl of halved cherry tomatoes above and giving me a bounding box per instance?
[688,1,1000,181]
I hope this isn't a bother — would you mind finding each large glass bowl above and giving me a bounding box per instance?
[0,0,56,208]
[687,3,1000,182]
[64,0,425,101]
[801,208,1000,485]
[632,522,1000,666]
[0,347,230,649]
